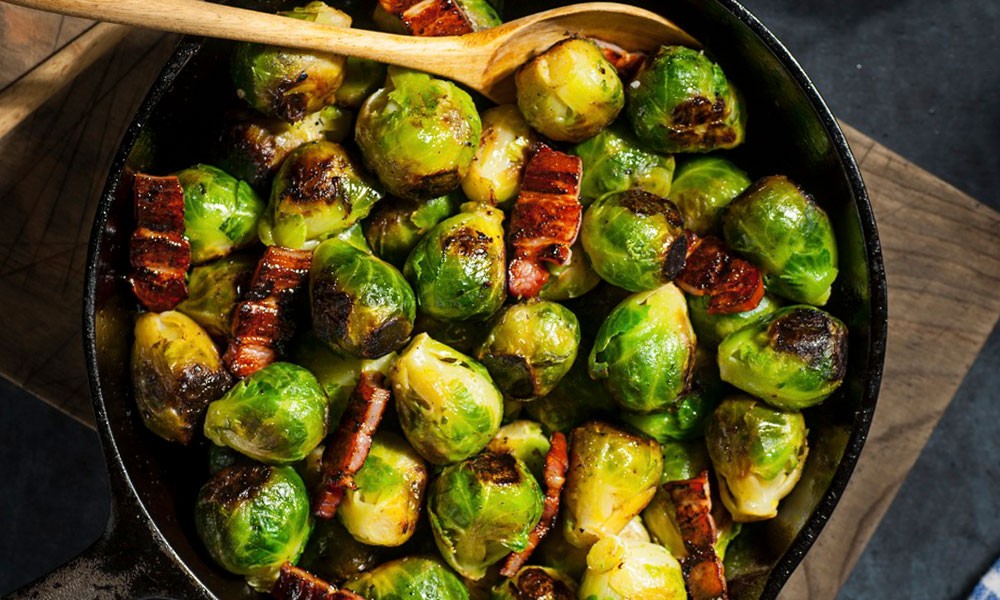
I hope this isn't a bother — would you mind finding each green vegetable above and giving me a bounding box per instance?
[524,355,615,434]
[537,241,601,301]
[175,254,256,340]
[298,518,383,584]
[486,419,551,483]
[687,292,782,348]
[345,557,469,600]
[570,122,675,206]
[490,566,577,600]
[461,104,537,206]
[669,155,750,234]
[578,535,686,600]
[174,164,265,264]
[335,57,388,108]
[363,193,462,267]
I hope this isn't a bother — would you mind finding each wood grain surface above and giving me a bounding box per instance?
[0,20,998,600]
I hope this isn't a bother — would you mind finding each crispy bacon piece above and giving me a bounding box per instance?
[591,38,647,80]
[272,563,367,600]
[129,174,190,312]
[675,234,765,314]
[507,146,583,298]
[663,471,729,600]
[500,431,569,577]
[313,372,392,519]
[223,246,311,378]
[378,0,475,36]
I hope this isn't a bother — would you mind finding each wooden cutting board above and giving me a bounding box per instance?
[2,12,998,600]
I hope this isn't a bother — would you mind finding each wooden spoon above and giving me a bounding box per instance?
[5,0,700,102]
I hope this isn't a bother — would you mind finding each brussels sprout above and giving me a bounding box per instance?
[428,453,544,579]
[356,67,482,200]
[363,193,463,267]
[515,38,624,143]
[390,333,504,464]
[537,241,601,301]
[230,2,350,122]
[581,190,688,292]
[486,420,551,483]
[204,362,328,464]
[490,565,577,600]
[461,105,537,206]
[475,300,580,400]
[260,140,384,250]
[570,122,675,206]
[174,164,265,264]
[578,536,686,600]
[588,283,696,414]
[563,421,662,547]
[131,311,232,444]
[722,175,838,305]
[195,464,312,591]
[626,45,746,154]
[298,517,383,584]
[175,254,256,339]
[456,0,503,30]
[669,156,750,234]
[688,292,782,348]
[523,356,615,434]
[405,202,506,321]
[705,395,808,521]
[717,305,848,410]
[618,515,653,544]
[345,556,469,600]
[335,57,388,108]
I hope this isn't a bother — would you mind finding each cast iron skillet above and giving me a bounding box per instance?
[12,0,887,597]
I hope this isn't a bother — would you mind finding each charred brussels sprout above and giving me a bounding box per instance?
[176,254,256,339]
[579,536,686,600]
[404,202,506,321]
[335,57,387,108]
[669,155,750,234]
[175,164,264,264]
[627,45,746,154]
[260,140,384,249]
[588,283,696,414]
[581,189,688,292]
[230,2,349,122]
[717,305,848,410]
[310,238,416,359]
[571,122,675,206]
[722,175,838,305]
[486,420,551,482]
[363,193,462,267]
[516,38,624,143]
[462,104,537,206]
[491,566,577,600]
[537,241,601,301]
[131,311,232,444]
[204,362,327,463]
[687,292,782,348]
[563,421,662,547]
[356,67,482,200]
[706,395,808,521]
[390,334,504,464]
[428,453,544,579]
[298,518,383,583]
[195,464,312,591]
[475,300,580,400]
[345,557,469,600]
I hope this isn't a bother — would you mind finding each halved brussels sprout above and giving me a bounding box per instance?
[626,45,746,154]
[687,292,782,348]
[390,333,504,464]
[515,38,624,143]
[298,517,383,584]
[669,155,751,234]
[705,395,808,521]
[461,105,537,206]
[588,283,696,414]
[578,535,686,600]
[195,464,312,591]
[717,305,848,410]
[345,557,469,600]
[131,311,232,444]
[230,2,350,122]
[523,356,615,434]
[537,241,601,301]
[175,254,256,340]
[475,300,580,400]
[363,193,462,267]
[356,67,482,200]
[174,164,265,264]
[563,421,662,547]
[259,140,384,250]
[404,202,506,321]
[581,189,688,292]
[428,453,544,579]
[335,57,388,108]
[722,175,838,305]
[486,420,551,483]
[491,565,577,600]
[570,122,675,206]
[204,362,328,464]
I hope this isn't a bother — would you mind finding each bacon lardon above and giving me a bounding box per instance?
[507,146,583,298]
[378,0,475,36]
[662,471,729,600]
[272,562,367,600]
[675,234,765,314]
[129,174,190,312]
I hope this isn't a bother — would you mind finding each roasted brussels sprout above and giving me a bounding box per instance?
[356,67,482,200]
[717,305,848,410]
[363,193,462,267]
[404,202,506,321]
[486,420,551,482]
[523,356,615,434]
[259,140,384,249]
[175,254,256,339]
[345,556,469,600]
[491,565,577,600]
[335,57,387,108]
[174,164,265,264]
[588,283,696,413]
[203,362,328,464]
[475,300,580,400]
[131,311,232,444]
[537,241,601,301]
[461,105,537,206]
[626,45,746,154]
[581,189,688,292]
[390,333,504,464]
[230,2,350,122]
[687,292,782,348]
[722,175,839,305]
[570,122,675,206]
[705,395,808,521]
[428,452,544,579]
[195,464,312,591]
[578,535,686,600]
[563,421,662,547]
[515,38,624,143]
[669,155,750,234]
[298,517,383,584]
